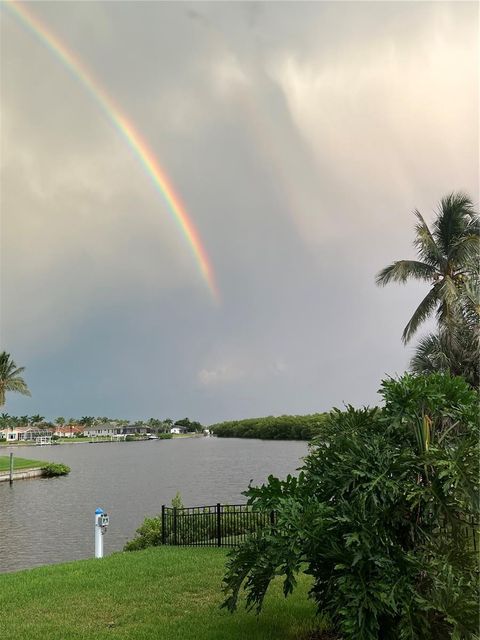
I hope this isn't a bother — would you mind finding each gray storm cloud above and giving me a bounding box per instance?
[1,2,478,422]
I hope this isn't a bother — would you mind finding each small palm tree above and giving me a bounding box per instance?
[376,193,479,343]
[410,268,479,386]
[0,352,31,407]
[411,328,479,387]
[0,412,10,425]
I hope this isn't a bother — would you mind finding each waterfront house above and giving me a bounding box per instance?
[0,427,52,442]
[53,426,84,438]
[170,426,187,435]
[122,424,150,436]
[84,424,123,437]
[0,427,27,442]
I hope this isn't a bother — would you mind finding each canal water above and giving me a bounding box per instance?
[0,438,308,572]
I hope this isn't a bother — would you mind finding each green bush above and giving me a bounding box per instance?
[222,373,479,640]
[158,433,173,439]
[124,493,185,551]
[124,515,163,551]
[41,463,70,477]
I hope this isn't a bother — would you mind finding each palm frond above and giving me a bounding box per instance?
[433,192,477,260]
[435,277,464,342]
[402,284,441,343]
[375,260,438,286]
[461,279,480,323]
[450,235,480,266]
[413,209,445,268]
[439,275,460,309]
[4,379,31,396]
[0,351,31,407]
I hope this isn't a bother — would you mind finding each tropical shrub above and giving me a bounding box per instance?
[41,463,70,477]
[124,493,185,551]
[158,433,173,439]
[222,373,479,640]
[124,515,163,551]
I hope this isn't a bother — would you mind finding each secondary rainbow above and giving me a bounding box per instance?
[5,0,219,302]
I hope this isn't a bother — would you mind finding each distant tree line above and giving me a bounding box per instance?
[209,413,328,441]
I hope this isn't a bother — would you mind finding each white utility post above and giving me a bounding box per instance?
[94,507,109,558]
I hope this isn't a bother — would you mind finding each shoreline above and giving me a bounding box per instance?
[0,467,45,482]
[0,432,202,448]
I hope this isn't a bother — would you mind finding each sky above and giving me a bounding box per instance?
[0,1,478,424]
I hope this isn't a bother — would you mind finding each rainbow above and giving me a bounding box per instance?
[4,0,219,302]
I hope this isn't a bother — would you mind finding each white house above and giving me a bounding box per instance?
[53,426,84,438]
[170,426,187,435]
[84,424,123,437]
[0,427,50,442]
[0,427,27,442]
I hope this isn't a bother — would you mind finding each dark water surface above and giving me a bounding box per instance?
[0,438,307,572]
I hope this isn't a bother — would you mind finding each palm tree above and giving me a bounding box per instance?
[411,327,479,387]
[79,416,94,427]
[376,193,479,343]
[0,352,31,407]
[410,267,479,386]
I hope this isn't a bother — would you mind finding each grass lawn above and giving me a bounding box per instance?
[0,440,34,447]
[171,433,198,438]
[56,437,104,443]
[0,455,47,472]
[0,547,326,640]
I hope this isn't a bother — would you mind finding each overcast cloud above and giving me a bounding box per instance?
[1,1,478,423]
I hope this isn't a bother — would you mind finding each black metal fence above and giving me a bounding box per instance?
[160,503,478,552]
[161,503,275,547]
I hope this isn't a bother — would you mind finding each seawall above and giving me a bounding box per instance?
[0,468,44,482]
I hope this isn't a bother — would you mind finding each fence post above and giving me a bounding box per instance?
[216,503,221,547]
[161,505,166,545]
[173,507,177,545]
